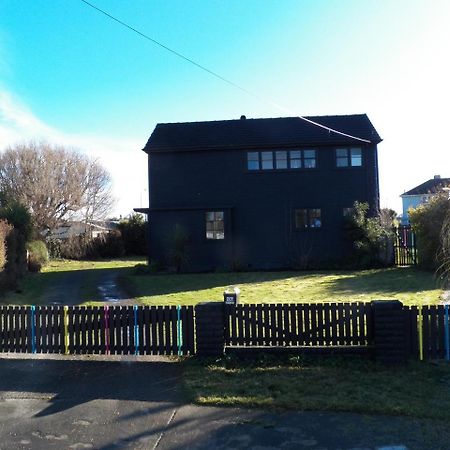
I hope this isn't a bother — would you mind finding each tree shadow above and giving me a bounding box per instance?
[321,267,438,297]
[0,357,183,418]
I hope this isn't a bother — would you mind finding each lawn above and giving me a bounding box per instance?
[1,259,443,306]
[123,266,443,306]
[183,354,450,421]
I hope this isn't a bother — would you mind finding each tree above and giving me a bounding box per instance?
[118,213,147,255]
[0,141,114,231]
[409,193,450,270]
[344,201,395,268]
[440,203,450,286]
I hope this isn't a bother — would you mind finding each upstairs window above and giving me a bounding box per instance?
[206,211,225,240]
[247,150,316,171]
[247,152,260,170]
[261,151,274,170]
[289,150,316,169]
[336,148,362,167]
[294,209,322,229]
[275,151,288,169]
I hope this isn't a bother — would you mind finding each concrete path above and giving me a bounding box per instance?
[0,354,448,450]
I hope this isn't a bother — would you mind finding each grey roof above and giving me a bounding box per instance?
[402,178,450,196]
[143,114,382,153]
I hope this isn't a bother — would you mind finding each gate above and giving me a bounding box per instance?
[393,225,417,266]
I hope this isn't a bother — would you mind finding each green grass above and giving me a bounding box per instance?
[124,267,443,306]
[1,259,443,306]
[183,355,450,421]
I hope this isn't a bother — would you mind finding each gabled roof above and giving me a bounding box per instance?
[402,178,450,196]
[143,114,382,153]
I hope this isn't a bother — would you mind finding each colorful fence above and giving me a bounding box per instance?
[394,225,417,266]
[2,302,450,362]
[224,302,373,348]
[405,305,450,361]
[0,305,195,355]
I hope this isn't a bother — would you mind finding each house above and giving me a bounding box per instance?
[139,114,382,271]
[46,220,118,240]
[400,175,450,224]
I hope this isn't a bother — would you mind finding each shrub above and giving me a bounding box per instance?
[26,240,49,272]
[88,230,125,259]
[166,224,190,273]
[0,220,12,270]
[409,193,450,270]
[344,202,395,268]
[118,213,147,255]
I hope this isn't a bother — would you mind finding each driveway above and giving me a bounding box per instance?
[0,354,448,450]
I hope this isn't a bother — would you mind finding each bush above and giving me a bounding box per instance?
[344,202,395,268]
[118,213,147,255]
[409,193,450,270]
[0,220,12,270]
[166,224,190,273]
[88,230,125,259]
[26,240,49,272]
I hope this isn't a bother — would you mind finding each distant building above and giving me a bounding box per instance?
[46,220,118,240]
[400,175,450,224]
[139,114,382,271]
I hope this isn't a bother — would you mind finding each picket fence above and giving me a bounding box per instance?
[0,305,195,355]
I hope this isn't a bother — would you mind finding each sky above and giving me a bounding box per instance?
[0,0,449,217]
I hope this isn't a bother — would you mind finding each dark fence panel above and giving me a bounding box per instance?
[0,306,29,353]
[225,302,373,348]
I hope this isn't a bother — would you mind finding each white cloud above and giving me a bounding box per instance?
[0,90,147,216]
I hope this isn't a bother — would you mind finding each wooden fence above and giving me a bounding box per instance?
[405,305,450,360]
[0,305,195,355]
[2,302,450,362]
[224,302,373,348]
[394,225,417,266]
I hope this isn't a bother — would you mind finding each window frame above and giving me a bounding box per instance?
[294,208,322,230]
[247,149,317,171]
[205,211,225,240]
[335,147,363,168]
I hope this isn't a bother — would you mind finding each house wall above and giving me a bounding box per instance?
[147,144,379,271]
[401,194,430,224]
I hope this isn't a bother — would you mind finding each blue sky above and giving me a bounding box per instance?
[1,0,449,215]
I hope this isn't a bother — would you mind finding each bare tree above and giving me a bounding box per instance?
[0,141,115,231]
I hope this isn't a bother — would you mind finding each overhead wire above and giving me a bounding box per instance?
[79,0,372,144]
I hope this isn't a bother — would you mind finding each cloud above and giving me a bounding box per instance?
[0,90,147,216]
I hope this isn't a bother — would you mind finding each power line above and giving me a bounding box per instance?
[78,0,372,144]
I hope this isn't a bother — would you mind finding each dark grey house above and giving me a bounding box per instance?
[139,114,382,271]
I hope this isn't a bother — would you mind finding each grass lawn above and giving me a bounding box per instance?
[123,266,443,306]
[183,355,450,421]
[1,259,443,306]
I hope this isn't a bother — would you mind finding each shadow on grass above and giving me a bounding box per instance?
[321,267,439,297]
[0,267,135,306]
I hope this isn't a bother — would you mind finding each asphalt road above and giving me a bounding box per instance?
[0,354,449,450]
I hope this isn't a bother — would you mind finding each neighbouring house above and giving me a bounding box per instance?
[46,220,119,240]
[139,114,382,271]
[400,175,450,224]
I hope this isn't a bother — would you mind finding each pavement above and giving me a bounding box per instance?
[0,354,449,450]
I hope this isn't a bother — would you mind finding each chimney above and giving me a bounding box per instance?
[240,115,246,120]
[434,175,441,179]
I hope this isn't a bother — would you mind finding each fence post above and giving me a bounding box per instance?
[371,300,408,364]
[195,302,225,357]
